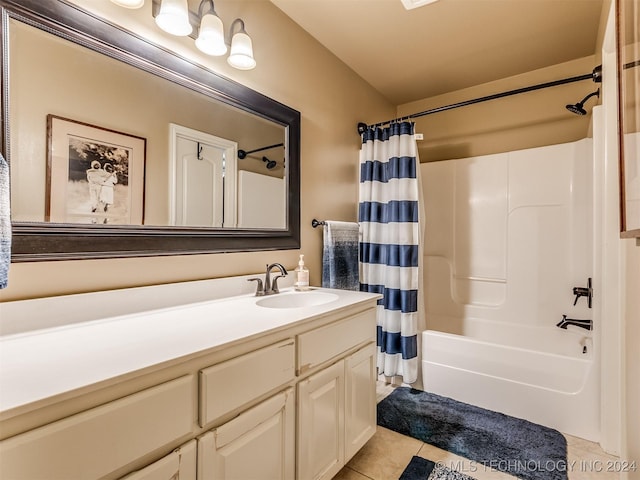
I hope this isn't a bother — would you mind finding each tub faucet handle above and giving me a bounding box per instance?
[572,277,592,308]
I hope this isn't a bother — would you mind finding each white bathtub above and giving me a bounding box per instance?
[420,139,600,442]
[421,326,600,442]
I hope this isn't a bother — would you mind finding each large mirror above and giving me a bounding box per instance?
[1,0,301,260]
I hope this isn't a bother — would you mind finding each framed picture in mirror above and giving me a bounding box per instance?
[617,0,640,237]
[46,115,146,225]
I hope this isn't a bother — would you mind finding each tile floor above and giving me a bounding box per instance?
[334,383,621,480]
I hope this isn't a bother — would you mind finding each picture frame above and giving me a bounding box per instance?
[616,0,640,237]
[46,115,146,225]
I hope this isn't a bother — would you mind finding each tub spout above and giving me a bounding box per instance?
[556,315,593,331]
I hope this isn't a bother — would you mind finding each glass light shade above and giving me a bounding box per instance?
[155,0,192,36]
[195,13,227,56]
[227,31,256,70]
[110,0,144,8]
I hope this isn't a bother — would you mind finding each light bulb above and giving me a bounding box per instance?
[155,0,192,37]
[110,0,144,8]
[195,13,227,56]
[227,31,256,70]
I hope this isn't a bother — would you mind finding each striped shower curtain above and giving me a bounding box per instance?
[359,121,421,384]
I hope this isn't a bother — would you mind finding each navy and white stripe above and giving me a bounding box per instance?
[358,121,420,383]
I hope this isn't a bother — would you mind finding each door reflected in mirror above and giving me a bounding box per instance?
[9,19,287,230]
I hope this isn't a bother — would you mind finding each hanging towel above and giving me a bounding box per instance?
[322,220,359,290]
[0,152,10,289]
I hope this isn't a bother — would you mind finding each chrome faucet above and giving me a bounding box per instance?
[248,263,288,296]
[264,263,288,294]
[556,315,593,331]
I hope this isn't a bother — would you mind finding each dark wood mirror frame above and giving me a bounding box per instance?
[0,0,301,261]
[616,0,640,238]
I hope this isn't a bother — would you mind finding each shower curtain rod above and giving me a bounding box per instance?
[357,65,602,134]
[237,142,284,159]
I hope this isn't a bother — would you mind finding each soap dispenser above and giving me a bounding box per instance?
[294,254,310,291]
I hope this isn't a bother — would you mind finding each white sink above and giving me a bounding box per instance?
[256,291,340,309]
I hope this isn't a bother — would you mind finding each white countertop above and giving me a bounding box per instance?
[0,286,379,419]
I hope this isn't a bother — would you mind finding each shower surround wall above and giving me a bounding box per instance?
[420,138,599,441]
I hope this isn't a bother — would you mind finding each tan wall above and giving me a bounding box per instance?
[0,0,395,301]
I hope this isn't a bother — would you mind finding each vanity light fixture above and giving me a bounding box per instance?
[146,0,256,70]
[110,0,145,8]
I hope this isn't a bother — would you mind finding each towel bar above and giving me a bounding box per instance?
[311,219,326,228]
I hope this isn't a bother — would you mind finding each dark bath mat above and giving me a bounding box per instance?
[378,387,568,480]
[399,456,478,480]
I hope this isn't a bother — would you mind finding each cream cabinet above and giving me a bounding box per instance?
[297,343,377,480]
[344,343,377,460]
[197,339,296,480]
[0,297,377,480]
[297,310,374,376]
[198,339,295,427]
[0,376,195,480]
[297,361,346,480]
[197,388,295,480]
[121,440,197,480]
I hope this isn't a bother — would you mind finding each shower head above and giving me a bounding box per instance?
[566,103,587,115]
[566,89,600,115]
[262,156,277,170]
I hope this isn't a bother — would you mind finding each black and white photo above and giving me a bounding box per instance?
[46,115,146,225]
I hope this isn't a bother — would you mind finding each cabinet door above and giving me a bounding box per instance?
[120,439,196,480]
[297,361,345,480]
[344,343,377,461]
[197,389,294,480]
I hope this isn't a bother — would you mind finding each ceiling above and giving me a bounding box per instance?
[270,0,605,105]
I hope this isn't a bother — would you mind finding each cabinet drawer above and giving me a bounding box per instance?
[121,439,197,480]
[297,310,376,374]
[199,339,295,427]
[0,375,195,480]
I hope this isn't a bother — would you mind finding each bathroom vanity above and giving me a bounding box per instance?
[0,277,380,480]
